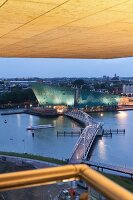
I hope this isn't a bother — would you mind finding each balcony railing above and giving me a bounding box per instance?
[0,164,132,200]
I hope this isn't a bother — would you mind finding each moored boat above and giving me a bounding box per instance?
[27,124,54,130]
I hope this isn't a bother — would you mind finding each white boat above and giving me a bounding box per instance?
[27,124,54,130]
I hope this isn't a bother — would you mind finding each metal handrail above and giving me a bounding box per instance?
[0,164,132,200]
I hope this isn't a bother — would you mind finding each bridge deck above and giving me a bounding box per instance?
[69,125,100,163]
[65,110,94,126]
[65,110,101,163]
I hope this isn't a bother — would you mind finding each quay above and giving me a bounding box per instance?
[84,161,133,179]
[24,108,60,117]
[1,111,24,115]
[1,108,60,117]
[84,105,133,114]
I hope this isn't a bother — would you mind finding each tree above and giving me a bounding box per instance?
[0,88,36,104]
[72,79,85,88]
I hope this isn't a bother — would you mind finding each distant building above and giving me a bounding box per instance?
[123,84,133,95]
[32,83,120,107]
[111,74,120,82]
[103,75,110,81]
[119,97,133,106]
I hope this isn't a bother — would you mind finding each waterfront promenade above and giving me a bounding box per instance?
[84,161,133,178]
[0,155,57,169]
[1,105,133,117]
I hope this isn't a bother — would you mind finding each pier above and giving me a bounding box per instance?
[84,161,133,178]
[57,128,126,137]
[57,130,82,136]
[103,129,125,134]
[102,129,125,136]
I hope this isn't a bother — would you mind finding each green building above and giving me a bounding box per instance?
[32,83,120,107]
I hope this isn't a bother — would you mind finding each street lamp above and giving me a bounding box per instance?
[22,139,25,153]
[9,138,14,152]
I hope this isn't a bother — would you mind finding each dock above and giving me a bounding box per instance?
[102,129,125,136]
[57,128,125,137]
[57,130,83,136]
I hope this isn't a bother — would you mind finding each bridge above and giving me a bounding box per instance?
[65,110,102,163]
[84,161,133,178]
[65,109,95,126]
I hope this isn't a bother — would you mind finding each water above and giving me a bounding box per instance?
[90,111,133,167]
[0,109,83,159]
[0,109,133,167]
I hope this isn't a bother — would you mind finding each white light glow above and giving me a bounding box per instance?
[117,111,128,119]
[99,140,106,160]
[17,114,21,128]
[29,115,34,125]
[57,109,63,113]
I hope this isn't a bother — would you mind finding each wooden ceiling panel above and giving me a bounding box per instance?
[0,0,133,58]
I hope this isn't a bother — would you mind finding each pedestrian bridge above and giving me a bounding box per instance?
[65,110,102,163]
[65,109,94,126]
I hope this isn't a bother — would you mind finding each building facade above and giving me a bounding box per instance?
[123,84,133,95]
[32,83,120,107]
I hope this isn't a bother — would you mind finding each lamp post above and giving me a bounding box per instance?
[22,139,25,153]
[9,138,14,152]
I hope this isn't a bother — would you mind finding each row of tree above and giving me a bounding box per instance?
[0,88,36,104]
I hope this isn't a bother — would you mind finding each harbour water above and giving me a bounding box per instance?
[0,109,82,159]
[90,111,133,167]
[0,109,133,167]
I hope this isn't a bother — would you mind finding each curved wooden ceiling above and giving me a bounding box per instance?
[0,0,133,58]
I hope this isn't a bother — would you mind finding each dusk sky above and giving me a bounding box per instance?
[0,57,132,78]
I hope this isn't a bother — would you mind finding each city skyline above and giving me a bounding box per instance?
[0,57,133,78]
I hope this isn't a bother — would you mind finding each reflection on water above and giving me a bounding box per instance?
[98,140,106,161]
[17,114,21,128]
[116,111,128,126]
[0,109,133,167]
[117,111,128,119]
[100,113,103,117]
[29,115,34,126]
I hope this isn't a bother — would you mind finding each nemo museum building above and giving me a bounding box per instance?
[32,83,120,108]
